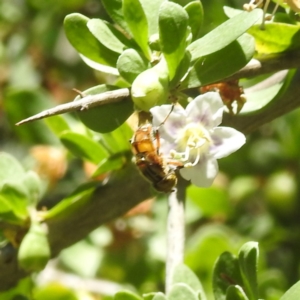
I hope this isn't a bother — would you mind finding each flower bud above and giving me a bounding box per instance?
[18,221,51,272]
[131,58,169,111]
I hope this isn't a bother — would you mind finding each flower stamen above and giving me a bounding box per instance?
[184,147,201,168]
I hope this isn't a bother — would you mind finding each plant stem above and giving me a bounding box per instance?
[165,177,188,294]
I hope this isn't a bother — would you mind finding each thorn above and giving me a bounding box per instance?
[73,88,85,98]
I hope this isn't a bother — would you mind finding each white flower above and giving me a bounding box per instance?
[150,92,246,188]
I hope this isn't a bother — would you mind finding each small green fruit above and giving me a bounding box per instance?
[131,58,169,111]
[18,221,51,272]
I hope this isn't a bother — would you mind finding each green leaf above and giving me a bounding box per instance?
[280,280,300,300]
[87,19,132,54]
[184,1,204,41]
[170,52,191,88]
[140,0,167,36]
[101,0,129,33]
[114,290,142,300]
[123,0,151,60]
[60,131,109,164]
[143,292,167,300]
[45,115,70,136]
[213,251,243,300]
[64,13,119,67]
[80,55,119,75]
[93,154,126,177]
[172,264,204,294]
[240,70,293,114]
[34,283,78,300]
[0,194,26,225]
[101,122,133,154]
[187,9,262,62]
[182,33,255,89]
[248,22,300,55]
[117,48,150,83]
[159,1,189,80]
[0,153,25,185]
[226,286,249,300]
[238,242,259,300]
[75,85,134,133]
[0,183,29,223]
[168,283,198,300]
[152,292,167,300]
[22,171,42,205]
[43,182,98,220]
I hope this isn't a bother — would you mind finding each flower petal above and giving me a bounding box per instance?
[210,127,246,159]
[186,92,224,128]
[151,104,186,142]
[179,157,218,187]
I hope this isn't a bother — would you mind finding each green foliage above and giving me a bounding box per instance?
[114,290,143,300]
[248,23,300,55]
[0,153,42,225]
[75,84,134,133]
[158,2,189,80]
[181,34,255,88]
[187,9,262,62]
[117,49,150,84]
[184,1,204,41]
[123,0,151,60]
[64,13,119,67]
[281,281,300,300]
[60,0,266,126]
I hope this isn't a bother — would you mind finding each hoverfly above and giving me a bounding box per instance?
[131,122,180,193]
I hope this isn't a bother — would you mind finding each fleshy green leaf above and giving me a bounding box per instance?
[168,283,198,300]
[182,33,255,89]
[0,183,29,223]
[80,55,119,75]
[170,52,191,88]
[187,9,262,62]
[280,280,300,300]
[101,122,133,154]
[241,70,293,114]
[248,22,300,55]
[143,292,167,300]
[238,242,259,300]
[117,48,150,83]
[172,264,204,294]
[22,171,42,205]
[93,154,126,177]
[87,19,132,54]
[213,252,243,300]
[123,0,151,60]
[159,1,189,80]
[226,286,249,300]
[140,0,167,36]
[42,182,98,220]
[0,153,25,185]
[75,85,134,133]
[45,115,70,136]
[101,0,130,33]
[114,290,142,300]
[152,292,167,300]
[184,1,204,41]
[64,13,119,67]
[60,131,109,164]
